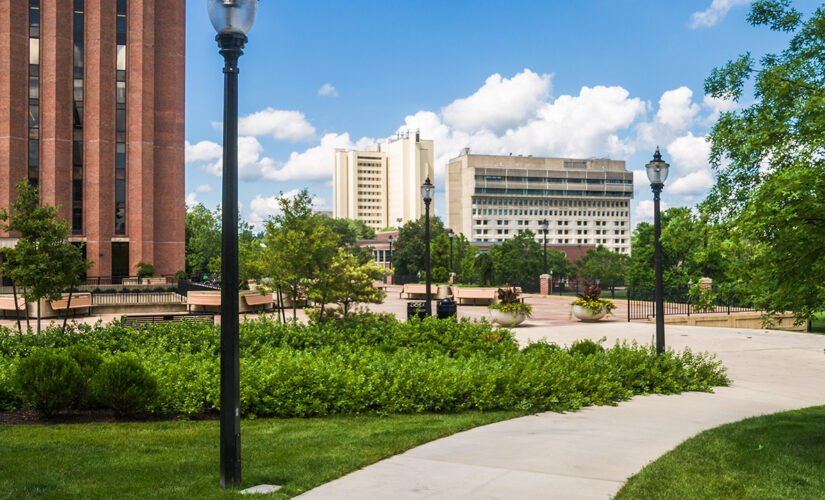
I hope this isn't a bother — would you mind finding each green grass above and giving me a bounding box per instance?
[807,311,825,333]
[0,411,522,499]
[615,405,825,499]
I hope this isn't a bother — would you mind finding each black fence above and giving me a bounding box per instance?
[626,284,757,321]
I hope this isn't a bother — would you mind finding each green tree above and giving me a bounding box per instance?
[545,248,577,282]
[261,191,337,320]
[575,245,630,296]
[474,252,494,286]
[0,181,92,333]
[135,261,155,279]
[184,204,221,274]
[392,215,445,277]
[489,231,542,285]
[703,0,825,321]
[307,250,387,319]
[456,236,480,283]
[430,233,451,282]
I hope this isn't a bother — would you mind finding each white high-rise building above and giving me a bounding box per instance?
[446,150,634,254]
[333,131,434,229]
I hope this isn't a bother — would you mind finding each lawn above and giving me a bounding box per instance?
[615,405,825,499]
[0,411,523,499]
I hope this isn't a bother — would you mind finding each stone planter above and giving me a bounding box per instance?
[571,304,607,322]
[490,308,527,327]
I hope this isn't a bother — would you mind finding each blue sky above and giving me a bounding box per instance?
[184,0,819,229]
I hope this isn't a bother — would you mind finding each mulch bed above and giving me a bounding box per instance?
[0,409,219,426]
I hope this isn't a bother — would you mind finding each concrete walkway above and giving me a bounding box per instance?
[297,322,825,499]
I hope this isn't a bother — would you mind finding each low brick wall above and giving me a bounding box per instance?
[650,311,805,331]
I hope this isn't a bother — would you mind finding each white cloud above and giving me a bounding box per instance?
[631,169,650,188]
[689,0,750,29]
[201,136,278,181]
[636,199,670,221]
[238,108,316,142]
[261,133,376,182]
[186,192,198,207]
[248,190,328,228]
[702,94,739,124]
[667,133,711,173]
[318,83,338,97]
[195,184,212,193]
[185,140,222,163]
[665,170,715,196]
[655,87,700,131]
[442,69,552,133]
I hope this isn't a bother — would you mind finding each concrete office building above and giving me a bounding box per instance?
[446,150,633,254]
[0,0,185,277]
[333,131,434,230]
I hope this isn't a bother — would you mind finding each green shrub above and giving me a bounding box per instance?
[135,261,155,279]
[64,345,104,408]
[13,350,85,416]
[174,270,188,281]
[568,338,605,357]
[92,354,158,416]
[0,359,19,411]
[521,341,560,356]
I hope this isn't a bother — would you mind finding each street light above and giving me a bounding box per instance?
[387,235,393,269]
[421,177,434,315]
[208,0,257,489]
[646,147,670,355]
[448,229,455,275]
[540,219,549,275]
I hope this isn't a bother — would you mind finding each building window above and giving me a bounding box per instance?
[28,0,40,187]
[72,0,84,233]
[114,0,127,234]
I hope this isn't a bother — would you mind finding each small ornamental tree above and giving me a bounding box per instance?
[0,181,92,333]
[307,249,387,320]
[135,261,155,279]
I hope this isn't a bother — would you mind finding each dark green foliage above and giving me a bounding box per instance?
[92,354,158,417]
[65,344,104,408]
[568,339,605,357]
[520,341,560,356]
[135,261,155,279]
[174,270,188,281]
[393,215,445,277]
[0,318,729,419]
[13,350,85,416]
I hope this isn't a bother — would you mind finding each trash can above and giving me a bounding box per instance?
[407,302,428,321]
[436,297,457,319]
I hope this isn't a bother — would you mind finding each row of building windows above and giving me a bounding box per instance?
[472,198,629,207]
[28,0,40,187]
[476,175,632,185]
[474,188,632,197]
[72,0,84,234]
[472,208,629,217]
[114,0,127,235]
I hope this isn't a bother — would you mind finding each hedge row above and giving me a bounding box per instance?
[0,315,729,417]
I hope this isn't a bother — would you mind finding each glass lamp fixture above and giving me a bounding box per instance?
[540,219,549,231]
[448,229,454,239]
[645,147,670,185]
[421,177,434,203]
[207,0,258,35]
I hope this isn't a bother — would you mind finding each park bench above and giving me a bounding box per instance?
[49,294,98,318]
[121,312,215,328]
[400,283,428,300]
[186,291,221,313]
[373,281,387,290]
[242,291,274,310]
[0,296,26,318]
[452,287,497,305]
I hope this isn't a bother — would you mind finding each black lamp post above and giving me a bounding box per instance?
[448,229,454,275]
[421,177,434,315]
[388,235,393,269]
[540,219,549,275]
[646,147,670,355]
[208,0,257,489]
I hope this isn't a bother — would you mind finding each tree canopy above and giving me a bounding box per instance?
[703,0,825,321]
[392,215,445,277]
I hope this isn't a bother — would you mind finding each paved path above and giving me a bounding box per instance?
[297,322,825,499]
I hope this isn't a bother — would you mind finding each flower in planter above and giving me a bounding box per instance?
[571,284,616,316]
[488,287,533,317]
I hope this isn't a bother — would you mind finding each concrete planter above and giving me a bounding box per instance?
[571,304,607,322]
[490,308,527,327]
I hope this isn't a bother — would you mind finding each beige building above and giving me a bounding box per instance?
[333,131,434,229]
[446,150,633,254]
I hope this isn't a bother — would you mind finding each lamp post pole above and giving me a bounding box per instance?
[388,235,393,269]
[421,178,434,315]
[540,219,548,275]
[208,0,257,489]
[448,229,454,275]
[646,147,670,355]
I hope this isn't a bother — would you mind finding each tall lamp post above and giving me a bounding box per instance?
[207,0,257,489]
[421,177,434,315]
[646,147,670,355]
[448,229,455,275]
[388,235,393,269]
[540,219,549,274]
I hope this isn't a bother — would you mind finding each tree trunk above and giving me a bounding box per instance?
[291,287,297,321]
[62,289,74,335]
[37,299,41,334]
[11,283,21,335]
[276,286,284,323]
[23,287,30,333]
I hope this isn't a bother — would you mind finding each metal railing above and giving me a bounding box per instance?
[91,292,187,306]
[626,285,757,321]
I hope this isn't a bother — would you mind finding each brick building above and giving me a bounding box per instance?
[0,0,185,277]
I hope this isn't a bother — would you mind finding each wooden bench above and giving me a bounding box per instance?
[121,313,215,329]
[50,294,98,318]
[452,287,497,305]
[373,281,387,290]
[186,292,221,313]
[242,292,274,310]
[400,283,428,299]
[0,296,26,318]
